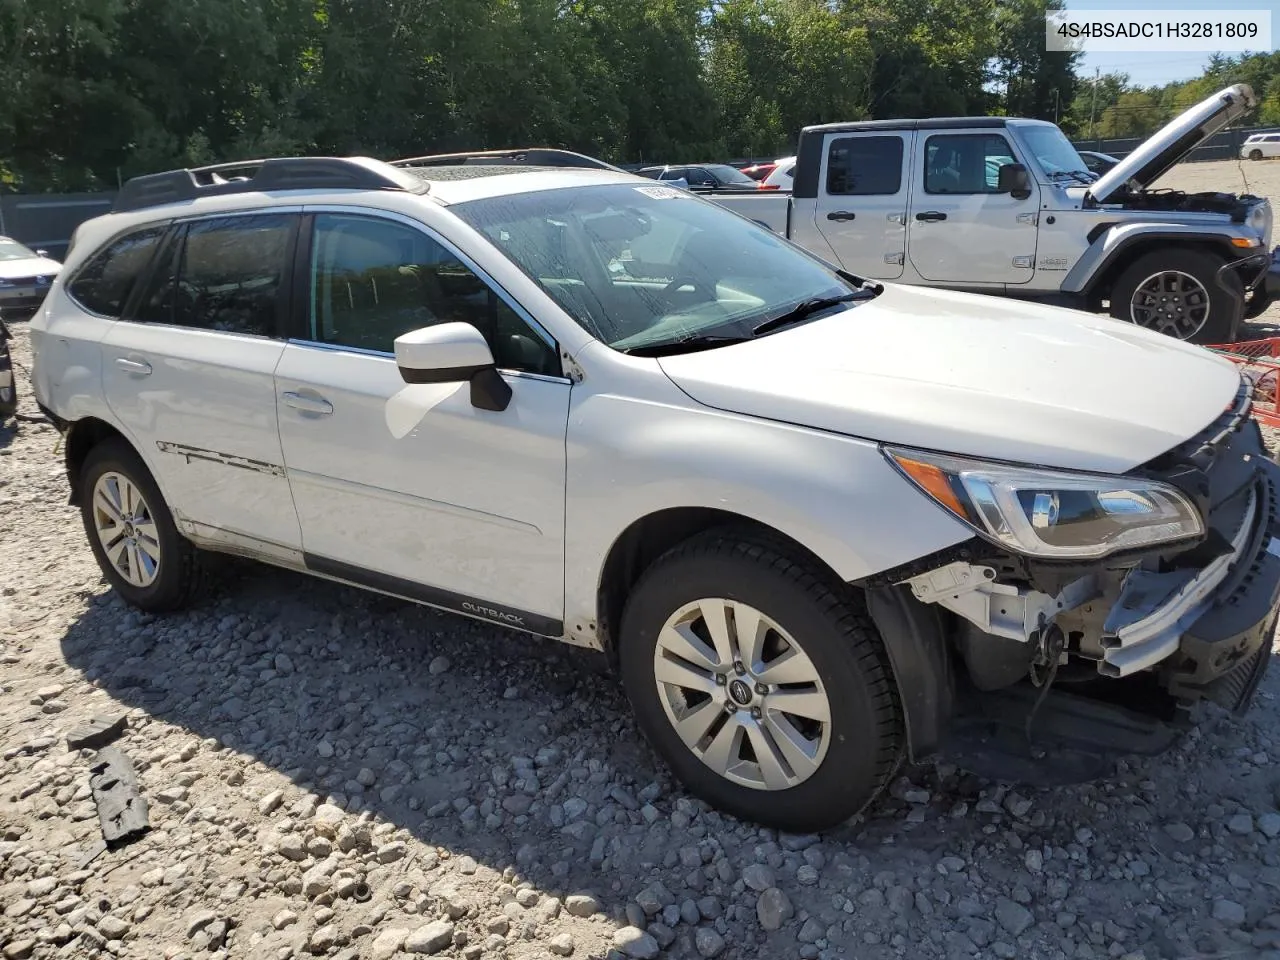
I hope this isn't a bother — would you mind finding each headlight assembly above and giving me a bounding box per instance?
[885,447,1204,560]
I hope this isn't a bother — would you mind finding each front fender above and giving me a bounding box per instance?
[1062,222,1262,295]
[561,361,974,645]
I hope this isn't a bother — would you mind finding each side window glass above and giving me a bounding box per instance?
[67,226,166,316]
[131,227,184,326]
[925,134,1015,195]
[309,214,560,376]
[826,136,904,195]
[171,214,294,336]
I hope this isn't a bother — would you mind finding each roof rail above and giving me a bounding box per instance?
[112,156,429,213]
[390,147,624,172]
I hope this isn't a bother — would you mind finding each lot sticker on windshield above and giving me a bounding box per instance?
[634,186,688,199]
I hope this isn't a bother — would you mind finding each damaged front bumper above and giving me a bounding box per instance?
[903,386,1280,710]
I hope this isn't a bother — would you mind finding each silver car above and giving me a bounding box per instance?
[0,237,61,317]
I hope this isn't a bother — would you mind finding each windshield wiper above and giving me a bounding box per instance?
[1046,170,1093,184]
[751,291,872,337]
[622,334,752,357]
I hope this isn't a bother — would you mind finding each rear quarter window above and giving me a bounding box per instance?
[67,226,167,317]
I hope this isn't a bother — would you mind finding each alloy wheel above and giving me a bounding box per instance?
[652,598,832,791]
[92,471,161,588]
[1129,269,1210,339]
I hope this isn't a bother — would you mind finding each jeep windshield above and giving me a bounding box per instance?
[1019,125,1093,180]
[451,183,869,354]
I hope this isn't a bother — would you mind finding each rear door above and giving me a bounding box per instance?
[99,210,303,550]
[907,130,1039,285]
[810,133,911,280]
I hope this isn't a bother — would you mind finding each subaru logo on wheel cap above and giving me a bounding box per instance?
[728,679,753,706]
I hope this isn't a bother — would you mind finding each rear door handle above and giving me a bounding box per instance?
[114,357,152,376]
[282,391,333,416]
[826,211,856,222]
[915,211,947,222]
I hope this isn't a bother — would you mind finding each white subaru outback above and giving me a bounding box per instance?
[28,149,1280,833]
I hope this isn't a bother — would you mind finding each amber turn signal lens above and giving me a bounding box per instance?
[892,455,970,519]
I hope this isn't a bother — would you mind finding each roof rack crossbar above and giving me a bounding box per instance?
[112,156,429,213]
[390,147,622,172]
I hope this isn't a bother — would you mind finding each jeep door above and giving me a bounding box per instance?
[273,208,570,634]
[907,129,1040,285]
[804,132,912,280]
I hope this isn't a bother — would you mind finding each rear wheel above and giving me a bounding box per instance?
[1250,149,1264,160]
[1108,248,1241,345]
[617,529,903,832]
[79,439,205,611]
[0,325,16,421]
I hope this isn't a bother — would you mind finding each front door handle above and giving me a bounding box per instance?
[114,357,152,376]
[826,211,856,222]
[915,211,948,222]
[282,391,333,416]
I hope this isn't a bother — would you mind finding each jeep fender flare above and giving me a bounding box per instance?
[1062,222,1259,301]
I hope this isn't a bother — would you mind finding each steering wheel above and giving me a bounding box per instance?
[662,275,711,298]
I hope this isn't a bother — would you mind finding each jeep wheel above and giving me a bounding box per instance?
[80,439,205,611]
[617,529,902,832]
[1109,249,1241,344]
[1250,149,1263,160]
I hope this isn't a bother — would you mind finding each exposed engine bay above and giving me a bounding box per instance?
[1117,188,1264,221]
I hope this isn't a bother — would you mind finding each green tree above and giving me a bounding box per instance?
[993,0,1078,122]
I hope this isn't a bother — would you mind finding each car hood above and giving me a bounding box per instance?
[0,257,61,280]
[1088,83,1257,203]
[656,285,1241,474]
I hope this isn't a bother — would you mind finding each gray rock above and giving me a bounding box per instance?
[258,789,284,815]
[272,910,298,930]
[742,864,776,892]
[1227,814,1255,836]
[186,910,218,939]
[1258,813,1280,839]
[377,841,408,863]
[613,926,660,959]
[799,917,824,943]
[565,893,601,918]
[757,887,795,931]
[428,655,451,675]
[98,916,130,939]
[370,928,408,960]
[680,899,701,925]
[406,920,455,954]
[549,932,575,956]
[309,925,339,954]
[1164,822,1195,843]
[357,768,377,787]
[1213,900,1246,926]
[695,926,726,958]
[995,899,1034,937]
[277,835,307,861]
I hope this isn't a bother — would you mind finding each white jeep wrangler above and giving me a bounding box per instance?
[711,83,1279,345]
[28,149,1280,832]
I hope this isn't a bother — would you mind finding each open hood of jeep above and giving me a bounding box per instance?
[1088,83,1257,204]
[656,285,1242,474]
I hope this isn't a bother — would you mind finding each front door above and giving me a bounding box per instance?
[100,211,303,550]
[907,130,1040,285]
[810,132,911,280]
[274,209,571,634]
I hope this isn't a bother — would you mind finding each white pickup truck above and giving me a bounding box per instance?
[710,83,1280,345]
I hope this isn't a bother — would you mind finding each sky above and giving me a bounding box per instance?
[1066,0,1278,87]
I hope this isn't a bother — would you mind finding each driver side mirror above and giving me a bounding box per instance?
[35,249,49,258]
[394,321,511,412]
[997,163,1032,200]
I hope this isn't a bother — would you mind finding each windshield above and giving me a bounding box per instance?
[0,239,39,262]
[451,183,861,352]
[1019,125,1091,177]
[704,164,757,186]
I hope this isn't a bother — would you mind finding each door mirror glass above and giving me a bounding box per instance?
[997,163,1032,200]
[394,321,511,411]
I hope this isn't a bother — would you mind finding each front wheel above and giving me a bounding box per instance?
[1250,149,1264,161]
[1108,248,1241,344]
[617,529,903,833]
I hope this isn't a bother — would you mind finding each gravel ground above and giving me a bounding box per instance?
[4,169,1280,960]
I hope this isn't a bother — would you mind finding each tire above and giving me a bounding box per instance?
[79,438,206,611]
[1250,149,1263,160]
[0,322,16,422]
[1108,248,1242,345]
[617,528,903,832]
